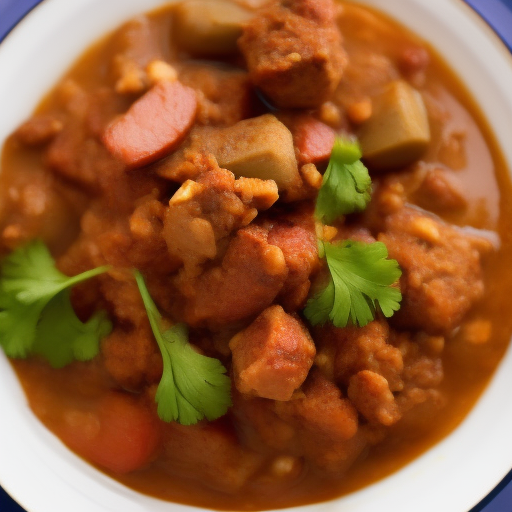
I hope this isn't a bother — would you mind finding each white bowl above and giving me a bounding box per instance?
[1,0,512,511]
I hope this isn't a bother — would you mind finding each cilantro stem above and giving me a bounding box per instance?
[133,269,231,425]
[59,265,112,289]
[134,270,166,343]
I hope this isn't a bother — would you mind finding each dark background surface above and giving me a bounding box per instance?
[1,0,512,510]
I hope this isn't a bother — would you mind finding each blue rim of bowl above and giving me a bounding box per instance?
[0,1,511,512]
[463,0,512,53]
[470,469,512,512]
[0,0,45,44]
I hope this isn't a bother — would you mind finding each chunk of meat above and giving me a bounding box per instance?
[14,114,63,146]
[234,177,280,210]
[59,192,175,278]
[164,182,218,271]
[162,158,278,275]
[238,0,346,108]
[413,166,467,213]
[347,370,401,426]
[127,194,175,270]
[101,324,162,391]
[234,370,363,473]
[100,274,151,327]
[316,321,404,391]
[397,45,430,79]
[161,421,263,492]
[275,372,362,474]
[47,119,125,190]
[42,83,136,190]
[110,15,168,94]
[267,213,320,310]
[0,172,83,253]
[103,81,197,168]
[389,330,445,418]
[378,207,494,334]
[230,305,316,400]
[283,0,336,23]
[403,355,443,388]
[179,65,256,126]
[176,225,288,326]
[315,320,404,392]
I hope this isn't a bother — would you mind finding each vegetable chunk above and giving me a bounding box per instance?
[359,80,430,170]
[207,114,301,196]
[103,80,197,168]
[174,0,252,56]
[230,305,316,401]
[60,392,161,474]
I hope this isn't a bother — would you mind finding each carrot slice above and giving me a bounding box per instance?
[103,80,197,168]
[60,392,161,474]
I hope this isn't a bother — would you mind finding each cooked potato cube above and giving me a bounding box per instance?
[211,114,301,195]
[359,80,430,170]
[174,0,252,56]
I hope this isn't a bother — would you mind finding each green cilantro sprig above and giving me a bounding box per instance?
[0,241,232,426]
[0,241,112,365]
[304,239,402,328]
[134,270,232,425]
[315,137,372,224]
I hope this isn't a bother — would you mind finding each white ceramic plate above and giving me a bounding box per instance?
[1,0,512,511]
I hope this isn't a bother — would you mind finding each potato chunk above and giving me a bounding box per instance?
[208,114,301,196]
[174,0,252,56]
[359,80,430,170]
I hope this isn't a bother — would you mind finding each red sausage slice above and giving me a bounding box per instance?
[103,80,197,168]
[292,116,336,165]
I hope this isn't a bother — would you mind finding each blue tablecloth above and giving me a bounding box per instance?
[0,0,511,510]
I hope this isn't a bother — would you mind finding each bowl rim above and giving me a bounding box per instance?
[1,0,512,511]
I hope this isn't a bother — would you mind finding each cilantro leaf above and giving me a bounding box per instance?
[315,137,372,224]
[134,270,232,425]
[32,290,112,368]
[0,240,111,360]
[0,297,44,358]
[304,240,402,328]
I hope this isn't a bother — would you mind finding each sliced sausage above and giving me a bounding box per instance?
[103,80,197,168]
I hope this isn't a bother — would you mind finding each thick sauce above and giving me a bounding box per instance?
[1,1,512,510]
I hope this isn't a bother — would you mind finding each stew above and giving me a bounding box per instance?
[1,0,511,510]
